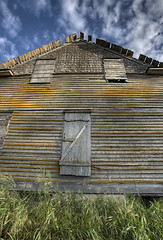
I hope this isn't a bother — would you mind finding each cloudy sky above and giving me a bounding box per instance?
[0,0,162,64]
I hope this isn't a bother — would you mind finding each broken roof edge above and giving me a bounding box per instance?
[1,39,62,69]
[1,32,162,70]
[147,67,163,75]
[94,37,162,68]
[0,69,14,77]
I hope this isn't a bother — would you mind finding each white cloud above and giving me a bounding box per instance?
[43,30,49,40]
[60,0,90,34]
[91,0,125,43]
[33,34,39,44]
[17,0,53,18]
[0,0,22,38]
[0,0,162,63]
[125,0,163,61]
[19,37,35,52]
[145,0,163,19]
[92,0,113,20]
[13,3,18,10]
[0,37,18,63]
[92,0,163,61]
[16,31,55,56]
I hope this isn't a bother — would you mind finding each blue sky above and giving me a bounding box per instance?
[0,0,162,64]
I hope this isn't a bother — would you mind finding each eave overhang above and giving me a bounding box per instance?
[147,68,163,75]
[0,69,14,77]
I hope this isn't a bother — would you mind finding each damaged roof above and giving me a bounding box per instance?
[1,32,162,70]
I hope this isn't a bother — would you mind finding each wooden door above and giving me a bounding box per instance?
[60,112,91,176]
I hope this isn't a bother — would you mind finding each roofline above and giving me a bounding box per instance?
[0,32,162,69]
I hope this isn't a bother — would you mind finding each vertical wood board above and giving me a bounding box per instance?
[103,59,127,80]
[60,113,91,176]
[0,113,11,149]
[30,59,55,83]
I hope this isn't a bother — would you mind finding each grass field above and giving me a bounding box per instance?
[0,178,162,240]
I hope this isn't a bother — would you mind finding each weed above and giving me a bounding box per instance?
[0,178,162,240]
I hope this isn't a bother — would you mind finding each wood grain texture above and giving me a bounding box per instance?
[60,113,91,176]
[12,42,149,75]
[103,59,127,80]
[0,113,11,149]
[30,59,55,83]
[0,71,162,194]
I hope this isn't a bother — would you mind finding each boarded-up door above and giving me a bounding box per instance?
[60,112,91,176]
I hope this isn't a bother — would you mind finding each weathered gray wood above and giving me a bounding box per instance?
[33,67,54,72]
[60,166,90,176]
[152,60,159,67]
[103,59,127,81]
[31,73,52,77]
[14,180,163,196]
[145,57,152,64]
[30,59,55,83]
[126,50,134,57]
[139,54,146,62]
[80,32,84,40]
[0,113,11,149]
[60,113,91,176]
[65,112,90,121]
[30,78,51,83]
[88,35,92,42]
[147,68,163,75]
[0,61,163,195]
[65,33,77,43]
[60,122,89,162]
[0,69,14,77]
[35,59,54,65]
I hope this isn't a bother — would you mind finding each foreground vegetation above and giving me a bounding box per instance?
[0,178,162,240]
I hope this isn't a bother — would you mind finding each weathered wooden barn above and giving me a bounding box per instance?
[0,33,163,196]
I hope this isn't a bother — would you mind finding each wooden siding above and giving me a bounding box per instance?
[0,73,162,194]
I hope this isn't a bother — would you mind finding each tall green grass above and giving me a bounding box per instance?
[0,178,162,240]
